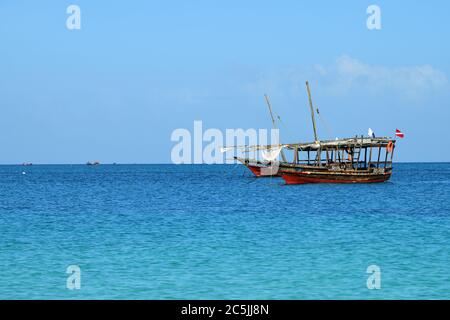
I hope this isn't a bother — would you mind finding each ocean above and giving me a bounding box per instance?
[0,163,449,299]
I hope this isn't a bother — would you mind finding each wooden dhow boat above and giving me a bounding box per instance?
[232,135,396,184]
[232,94,288,177]
[228,81,397,184]
[278,136,395,184]
[277,81,396,184]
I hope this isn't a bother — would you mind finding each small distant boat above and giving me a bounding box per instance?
[22,162,33,166]
[86,161,100,166]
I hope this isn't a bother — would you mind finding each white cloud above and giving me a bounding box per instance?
[242,55,449,102]
[329,55,449,98]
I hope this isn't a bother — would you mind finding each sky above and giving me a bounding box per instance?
[0,0,449,163]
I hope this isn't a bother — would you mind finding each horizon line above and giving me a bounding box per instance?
[0,161,449,166]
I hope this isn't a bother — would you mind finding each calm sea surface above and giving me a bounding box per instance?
[0,163,449,299]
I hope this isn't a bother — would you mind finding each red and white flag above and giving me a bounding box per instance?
[395,129,404,138]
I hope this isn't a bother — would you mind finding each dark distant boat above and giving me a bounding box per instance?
[86,161,100,166]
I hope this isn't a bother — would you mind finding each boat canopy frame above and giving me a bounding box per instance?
[232,135,396,171]
[285,135,396,171]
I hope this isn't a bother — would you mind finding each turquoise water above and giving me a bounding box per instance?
[0,163,449,299]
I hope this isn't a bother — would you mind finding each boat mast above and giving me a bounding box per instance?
[264,94,287,162]
[305,81,319,143]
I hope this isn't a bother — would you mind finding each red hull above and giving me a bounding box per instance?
[282,172,391,185]
[246,164,280,177]
[247,165,262,176]
[235,157,281,177]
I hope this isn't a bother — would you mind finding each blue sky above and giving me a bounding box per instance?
[0,0,449,163]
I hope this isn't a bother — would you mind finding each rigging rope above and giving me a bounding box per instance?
[315,107,334,140]
[275,113,299,142]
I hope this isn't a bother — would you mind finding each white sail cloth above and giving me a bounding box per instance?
[261,146,283,161]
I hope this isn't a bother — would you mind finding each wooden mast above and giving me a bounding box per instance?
[305,81,319,143]
[264,94,287,162]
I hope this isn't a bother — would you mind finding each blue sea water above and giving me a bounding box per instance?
[0,163,449,299]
